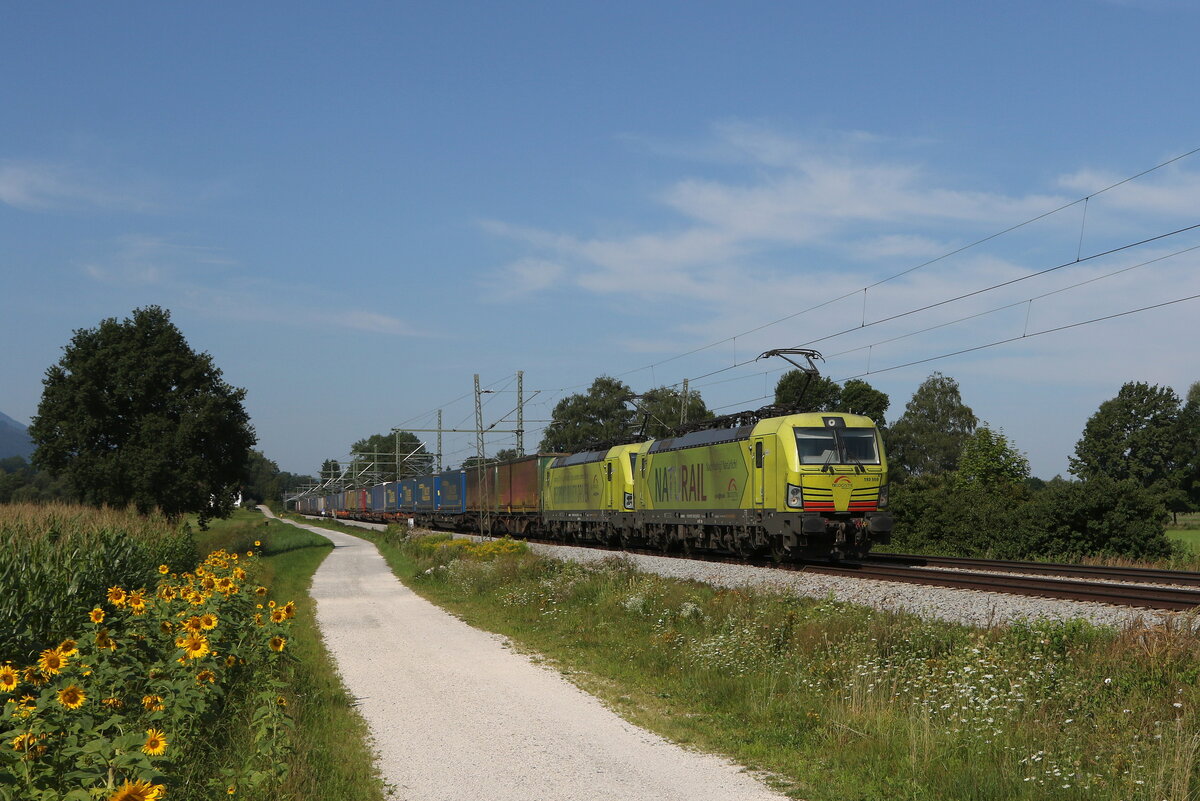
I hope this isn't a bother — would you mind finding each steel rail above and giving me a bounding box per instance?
[865,553,1200,588]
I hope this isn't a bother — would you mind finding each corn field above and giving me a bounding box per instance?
[0,504,196,664]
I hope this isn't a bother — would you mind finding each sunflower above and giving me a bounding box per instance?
[23,666,48,687]
[108,778,157,800]
[142,694,165,711]
[283,601,296,620]
[147,785,166,800]
[11,732,35,752]
[101,696,124,709]
[195,566,207,577]
[199,613,218,630]
[201,576,216,591]
[57,684,86,709]
[89,607,105,624]
[177,633,210,661]
[37,648,67,675]
[253,614,264,627]
[157,585,177,601]
[96,628,117,651]
[215,577,234,594]
[276,694,288,707]
[158,564,170,574]
[267,600,276,609]
[254,540,261,547]
[268,636,287,653]
[270,608,287,624]
[225,655,237,668]
[57,638,78,656]
[255,586,268,596]
[233,567,246,580]
[183,616,204,633]
[0,665,17,692]
[107,586,126,606]
[142,728,167,756]
[160,620,174,634]
[196,669,216,684]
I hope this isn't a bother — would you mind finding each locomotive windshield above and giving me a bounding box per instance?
[794,427,880,465]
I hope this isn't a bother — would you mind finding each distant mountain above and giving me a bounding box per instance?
[0,412,35,460]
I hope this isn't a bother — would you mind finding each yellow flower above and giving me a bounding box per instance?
[254,540,261,547]
[157,585,177,601]
[0,665,17,692]
[270,608,287,624]
[142,728,167,756]
[276,694,288,707]
[184,616,204,633]
[57,638,78,656]
[199,613,218,630]
[107,586,126,606]
[160,620,174,634]
[158,564,170,574]
[177,633,210,660]
[148,785,166,801]
[196,669,216,684]
[255,586,268,596]
[108,778,157,800]
[268,600,276,608]
[283,601,296,620]
[96,628,117,651]
[142,694,165,711]
[89,607,105,624]
[37,647,67,675]
[57,684,86,709]
[233,567,246,580]
[23,666,48,687]
[268,636,287,653]
[101,696,124,709]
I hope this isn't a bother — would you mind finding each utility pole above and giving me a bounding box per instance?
[680,378,690,426]
[474,374,484,465]
[517,370,525,456]
[437,409,443,473]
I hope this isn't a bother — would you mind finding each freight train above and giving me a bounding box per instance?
[296,407,893,561]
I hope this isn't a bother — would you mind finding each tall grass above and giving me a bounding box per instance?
[380,531,1200,801]
[0,503,195,663]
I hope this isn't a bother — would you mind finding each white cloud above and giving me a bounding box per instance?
[0,160,156,212]
[481,258,566,299]
[79,234,424,338]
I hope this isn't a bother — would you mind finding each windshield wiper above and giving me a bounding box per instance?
[821,446,837,474]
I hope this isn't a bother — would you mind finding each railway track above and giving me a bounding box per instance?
[864,552,1200,587]
[511,535,1200,612]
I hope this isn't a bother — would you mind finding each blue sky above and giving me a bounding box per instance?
[3,1,1199,481]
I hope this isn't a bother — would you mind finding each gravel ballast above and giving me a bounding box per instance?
[283,516,789,801]
[522,542,1170,630]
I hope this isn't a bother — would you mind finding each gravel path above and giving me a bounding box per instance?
[273,513,789,801]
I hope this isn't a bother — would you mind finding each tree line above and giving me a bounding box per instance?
[14,306,1199,560]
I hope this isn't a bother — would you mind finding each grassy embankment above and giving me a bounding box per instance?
[304,515,1200,801]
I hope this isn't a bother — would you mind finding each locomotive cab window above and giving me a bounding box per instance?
[795,427,880,465]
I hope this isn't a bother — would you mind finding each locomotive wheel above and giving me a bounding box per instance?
[770,537,789,564]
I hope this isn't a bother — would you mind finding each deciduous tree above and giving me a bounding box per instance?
[539,376,635,453]
[30,307,254,524]
[633,386,712,439]
[886,372,977,480]
[1070,381,1188,514]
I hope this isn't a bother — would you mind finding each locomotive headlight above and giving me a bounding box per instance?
[624,492,634,510]
[878,483,889,509]
[786,483,803,508]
